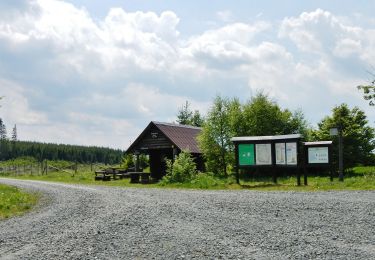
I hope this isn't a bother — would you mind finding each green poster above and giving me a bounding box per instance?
[238,144,255,166]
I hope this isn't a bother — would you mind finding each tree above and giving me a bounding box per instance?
[242,93,309,137]
[176,101,204,127]
[0,118,7,140]
[177,101,193,125]
[191,110,204,127]
[357,74,375,106]
[198,93,310,176]
[198,96,232,176]
[12,124,17,142]
[312,104,375,167]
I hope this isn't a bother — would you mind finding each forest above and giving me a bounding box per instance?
[0,140,123,164]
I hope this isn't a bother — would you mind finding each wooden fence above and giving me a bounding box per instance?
[0,161,112,177]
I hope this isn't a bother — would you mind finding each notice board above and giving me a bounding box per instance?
[308,147,329,164]
[238,144,255,166]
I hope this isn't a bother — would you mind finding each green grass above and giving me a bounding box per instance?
[0,184,39,220]
[1,165,374,191]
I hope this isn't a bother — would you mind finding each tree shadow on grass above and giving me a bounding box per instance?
[240,183,283,189]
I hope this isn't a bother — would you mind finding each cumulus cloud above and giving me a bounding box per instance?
[0,2,373,148]
[0,79,48,125]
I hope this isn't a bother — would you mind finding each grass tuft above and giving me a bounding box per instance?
[0,184,39,220]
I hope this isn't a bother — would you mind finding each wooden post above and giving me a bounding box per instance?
[135,150,140,172]
[304,167,308,186]
[45,160,48,175]
[297,167,301,186]
[74,161,78,176]
[338,129,344,181]
[272,167,277,184]
[235,144,240,185]
[271,142,277,184]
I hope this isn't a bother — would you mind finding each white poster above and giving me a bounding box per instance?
[256,144,272,165]
[308,147,329,164]
[286,142,297,165]
[275,143,286,165]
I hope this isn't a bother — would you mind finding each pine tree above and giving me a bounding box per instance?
[12,124,17,142]
[177,101,193,125]
[0,118,7,140]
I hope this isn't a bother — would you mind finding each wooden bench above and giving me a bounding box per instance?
[94,170,111,181]
[95,168,132,181]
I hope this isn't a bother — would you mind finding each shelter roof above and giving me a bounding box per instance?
[127,121,202,154]
[153,122,201,153]
[304,141,333,146]
[231,134,301,142]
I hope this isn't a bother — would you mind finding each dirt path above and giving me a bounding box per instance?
[0,178,374,259]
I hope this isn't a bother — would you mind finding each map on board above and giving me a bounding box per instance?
[275,143,286,165]
[308,147,329,164]
[286,142,297,165]
[256,144,272,165]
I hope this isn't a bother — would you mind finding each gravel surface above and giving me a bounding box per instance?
[0,178,374,259]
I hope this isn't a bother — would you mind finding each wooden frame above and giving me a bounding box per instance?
[232,134,302,185]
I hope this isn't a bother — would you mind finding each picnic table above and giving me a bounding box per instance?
[94,167,149,183]
[94,168,128,181]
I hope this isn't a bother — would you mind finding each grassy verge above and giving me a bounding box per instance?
[0,184,39,220]
[1,166,374,191]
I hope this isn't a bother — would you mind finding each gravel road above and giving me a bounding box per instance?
[0,179,374,259]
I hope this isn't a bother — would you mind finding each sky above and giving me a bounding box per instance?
[0,0,374,150]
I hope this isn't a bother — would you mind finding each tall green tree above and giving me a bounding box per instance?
[312,104,375,167]
[176,101,204,127]
[177,101,193,125]
[191,110,205,127]
[198,93,310,176]
[12,124,17,142]
[0,119,7,140]
[198,96,235,176]
[242,93,309,137]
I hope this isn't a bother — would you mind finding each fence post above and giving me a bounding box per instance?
[74,161,78,177]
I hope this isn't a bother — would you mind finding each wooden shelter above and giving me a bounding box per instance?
[126,121,204,180]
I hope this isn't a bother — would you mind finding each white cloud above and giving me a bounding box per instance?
[0,79,48,126]
[0,2,374,149]
[333,38,362,58]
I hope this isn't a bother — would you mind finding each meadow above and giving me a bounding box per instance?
[0,183,39,219]
[1,158,374,191]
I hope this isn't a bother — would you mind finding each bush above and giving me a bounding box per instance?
[190,172,222,189]
[161,151,197,183]
[121,154,135,169]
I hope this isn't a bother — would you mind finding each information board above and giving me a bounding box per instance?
[275,143,286,165]
[238,144,255,166]
[256,144,272,165]
[286,142,297,165]
[308,147,329,164]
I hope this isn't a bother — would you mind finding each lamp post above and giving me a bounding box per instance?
[330,126,344,181]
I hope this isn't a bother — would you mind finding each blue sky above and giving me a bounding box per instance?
[0,0,374,149]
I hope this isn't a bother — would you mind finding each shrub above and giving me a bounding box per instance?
[121,154,135,169]
[190,172,222,189]
[161,150,197,183]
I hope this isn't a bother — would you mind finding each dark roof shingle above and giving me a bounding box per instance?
[153,121,202,153]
